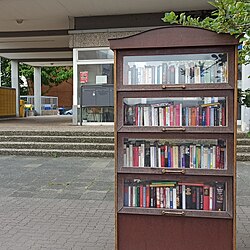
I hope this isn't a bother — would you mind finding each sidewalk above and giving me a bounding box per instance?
[0,156,114,250]
[0,117,249,249]
[0,155,248,249]
[0,116,114,132]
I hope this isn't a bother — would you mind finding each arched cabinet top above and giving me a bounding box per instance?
[109,26,239,49]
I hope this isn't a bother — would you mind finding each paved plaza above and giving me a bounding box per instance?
[0,156,247,249]
[0,117,249,249]
[0,156,114,250]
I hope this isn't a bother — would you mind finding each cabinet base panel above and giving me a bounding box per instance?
[118,214,233,250]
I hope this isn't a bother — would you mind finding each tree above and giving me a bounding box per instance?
[162,0,250,106]
[0,57,73,95]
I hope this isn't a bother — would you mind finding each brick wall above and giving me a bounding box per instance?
[42,79,73,109]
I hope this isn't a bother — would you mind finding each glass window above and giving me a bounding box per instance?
[123,97,227,127]
[123,53,228,85]
[78,49,114,60]
[78,64,114,85]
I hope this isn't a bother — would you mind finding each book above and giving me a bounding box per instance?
[215,182,225,211]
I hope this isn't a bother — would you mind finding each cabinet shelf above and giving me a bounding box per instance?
[119,207,232,219]
[110,26,238,250]
[118,168,233,177]
[117,83,233,92]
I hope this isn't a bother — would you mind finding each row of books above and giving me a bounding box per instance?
[124,180,225,211]
[124,101,226,127]
[123,140,226,169]
[126,60,227,85]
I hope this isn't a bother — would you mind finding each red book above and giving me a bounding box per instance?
[216,145,220,169]
[191,107,196,126]
[161,145,165,168]
[206,106,210,126]
[196,106,200,126]
[146,184,150,208]
[203,185,210,210]
[222,106,226,126]
[170,146,173,168]
[163,106,166,126]
[220,147,225,169]
[170,105,174,126]
[176,104,180,126]
[133,146,139,167]
[140,185,143,207]
[135,106,139,126]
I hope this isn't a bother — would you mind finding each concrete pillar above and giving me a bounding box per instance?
[11,60,19,117]
[73,48,78,125]
[34,67,42,115]
[241,63,250,132]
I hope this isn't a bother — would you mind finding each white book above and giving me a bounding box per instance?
[140,143,145,167]
[166,187,170,209]
[204,147,208,169]
[194,65,201,83]
[138,146,142,168]
[172,146,178,168]
[129,143,133,167]
[128,70,132,85]
[179,103,182,126]
[159,107,164,126]
[137,67,143,84]
[166,106,170,126]
[126,145,130,167]
[132,186,136,207]
[160,187,164,208]
[210,107,215,126]
[157,65,163,84]
[182,185,186,210]
[150,144,155,168]
[190,145,194,168]
[158,146,161,168]
[173,187,177,209]
[154,107,159,126]
[144,106,150,126]
[151,106,155,126]
[209,186,213,210]
[175,64,179,84]
[123,144,127,166]
[154,146,157,168]
[200,145,204,169]
[212,146,216,169]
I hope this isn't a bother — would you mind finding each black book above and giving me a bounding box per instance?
[150,187,156,208]
[185,186,193,209]
[215,182,225,211]
[145,141,151,167]
[124,105,134,125]
[177,185,182,209]
[179,64,186,83]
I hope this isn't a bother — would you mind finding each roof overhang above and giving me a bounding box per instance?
[0,0,214,67]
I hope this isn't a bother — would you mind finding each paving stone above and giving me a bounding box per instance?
[0,156,249,249]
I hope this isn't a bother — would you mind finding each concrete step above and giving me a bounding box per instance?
[237,153,250,161]
[0,148,114,158]
[237,145,250,153]
[237,139,250,145]
[0,142,114,150]
[0,135,114,143]
[0,130,114,137]
[237,132,250,139]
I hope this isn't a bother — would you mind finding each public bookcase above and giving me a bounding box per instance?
[109,26,238,250]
